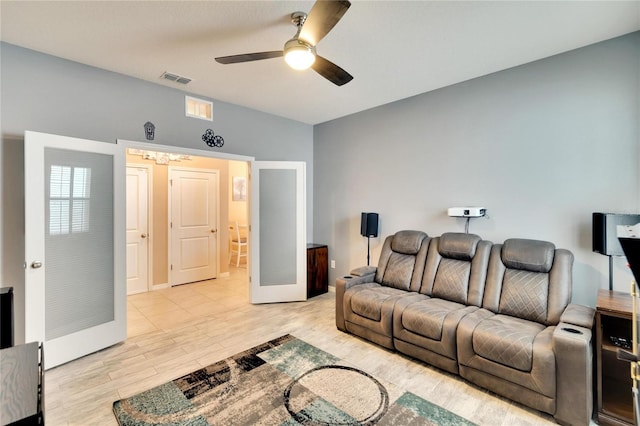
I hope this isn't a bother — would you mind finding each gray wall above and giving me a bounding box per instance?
[0,42,314,343]
[314,32,640,307]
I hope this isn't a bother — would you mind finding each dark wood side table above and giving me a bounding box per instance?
[596,289,635,425]
[307,244,328,298]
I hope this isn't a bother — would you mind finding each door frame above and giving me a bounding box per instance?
[117,140,254,287]
[167,166,220,286]
[125,163,153,294]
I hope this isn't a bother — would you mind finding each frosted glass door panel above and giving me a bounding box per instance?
[44,148,114,340]
[259,169,296,286]
[250,161,306,304]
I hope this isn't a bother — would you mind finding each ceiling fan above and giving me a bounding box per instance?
[215,0,353,86]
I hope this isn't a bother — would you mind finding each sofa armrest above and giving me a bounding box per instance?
[350,266,377,277]
[335,270,376,332]
[552,321,593,426]
[559,304,595,329]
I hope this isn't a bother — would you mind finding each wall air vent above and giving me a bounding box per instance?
[185,96,213,121]
[161,72,192,85]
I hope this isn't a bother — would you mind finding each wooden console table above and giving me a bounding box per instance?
[596,289,634,425]
[307,244,328,298]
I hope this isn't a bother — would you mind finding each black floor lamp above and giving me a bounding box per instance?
[361,212,379,266]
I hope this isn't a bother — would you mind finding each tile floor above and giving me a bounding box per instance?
[44,268,560,425]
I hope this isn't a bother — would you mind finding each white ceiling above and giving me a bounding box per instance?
[1,1,639,125]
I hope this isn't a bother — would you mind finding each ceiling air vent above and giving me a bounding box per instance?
[161,72,192,85]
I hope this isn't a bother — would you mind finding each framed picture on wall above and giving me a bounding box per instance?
[233,176,247,201]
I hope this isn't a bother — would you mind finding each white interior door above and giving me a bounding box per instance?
[126,166,149,295]
[24,131,125,369]
[169,168,218,285]
[250,161,306,303]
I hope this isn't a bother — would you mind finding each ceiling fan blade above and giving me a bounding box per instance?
[300,0,351,46]
[311,55,353,86]
[215,51,283,64]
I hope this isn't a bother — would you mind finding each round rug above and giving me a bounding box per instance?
[283,365,389,425]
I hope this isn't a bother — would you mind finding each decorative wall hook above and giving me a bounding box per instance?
[144,121,155,140]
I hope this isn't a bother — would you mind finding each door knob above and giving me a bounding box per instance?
[141,233,147,238]
[31,261,43,269]
[211,229,217,233]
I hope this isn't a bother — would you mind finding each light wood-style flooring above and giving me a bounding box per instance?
[45,268,557,425]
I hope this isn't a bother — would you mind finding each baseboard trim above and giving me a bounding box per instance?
[152,283,170,291]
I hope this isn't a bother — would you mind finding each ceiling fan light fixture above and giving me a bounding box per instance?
[284,39,316,70]
[214,2,353,86]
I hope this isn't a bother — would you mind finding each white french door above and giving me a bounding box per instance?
[25,131,126,369]
[250,161,306,303]
[126,166,150,295]
[169,168,218,285]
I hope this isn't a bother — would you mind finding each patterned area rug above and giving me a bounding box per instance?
[113,334,476,425]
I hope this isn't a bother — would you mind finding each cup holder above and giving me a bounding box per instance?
[561,327,583,335]
[343,276,353,279]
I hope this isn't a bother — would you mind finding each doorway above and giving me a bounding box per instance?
[122,144,251,338]
[124,146,250,293]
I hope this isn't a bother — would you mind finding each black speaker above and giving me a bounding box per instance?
[360,212,379,238]
[593,212,640,256]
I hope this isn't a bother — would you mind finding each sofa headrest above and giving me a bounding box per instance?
[502,238,555,273]
[438,233,481,260]
[390,230,428,255]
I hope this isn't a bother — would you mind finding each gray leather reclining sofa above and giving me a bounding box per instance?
[335,230,595,426]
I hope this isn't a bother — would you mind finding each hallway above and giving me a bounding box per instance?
[127,267,249,337]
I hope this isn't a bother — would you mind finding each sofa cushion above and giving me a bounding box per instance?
[401,298,466,341]
[502,239,555,273]
[499,269,549,323]
[375,231,429,292]
[472,314,545,371]
[350,286,411,322]
[431,258,471,304]
[438,232,481,260]
[390,230,426,255]
[483,241,572,326]
[380,253,416,290]
[420,235,491,308]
